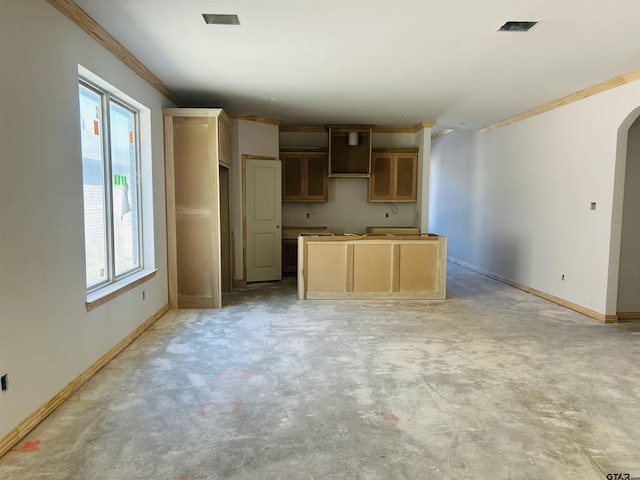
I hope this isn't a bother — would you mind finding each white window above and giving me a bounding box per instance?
[79,79,142,291]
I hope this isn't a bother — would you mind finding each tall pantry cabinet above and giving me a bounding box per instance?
[163,108,232,309]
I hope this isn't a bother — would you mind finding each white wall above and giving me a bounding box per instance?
[229,119,280,282]
[430,81,640,316]
[280,130,421,234]
[0,0,171,442]
[429,130,478,260]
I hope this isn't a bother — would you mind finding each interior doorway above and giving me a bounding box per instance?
[242,155,282,283]
[616,115,640,319]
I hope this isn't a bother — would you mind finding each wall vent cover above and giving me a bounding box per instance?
[203,14,240,25]
[498,21,537,32]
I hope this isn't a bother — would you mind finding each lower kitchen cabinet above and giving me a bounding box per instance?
[282,226,330,273]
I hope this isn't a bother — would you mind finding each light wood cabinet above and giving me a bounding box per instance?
[328,125,373,177]
[280,150,328,202]
[297,234,446,300]
[369,148,418,202]
[164,108,232,309]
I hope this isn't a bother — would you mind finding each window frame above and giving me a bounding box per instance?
[79,77,144,296]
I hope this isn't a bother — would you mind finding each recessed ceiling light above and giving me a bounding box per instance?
[202,14,240,25]
[498,21,537,32]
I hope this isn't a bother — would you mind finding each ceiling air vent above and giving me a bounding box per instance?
[498,21,537,32]
[202,14,240,25]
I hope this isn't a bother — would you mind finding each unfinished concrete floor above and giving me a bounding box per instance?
[1,262,639,479]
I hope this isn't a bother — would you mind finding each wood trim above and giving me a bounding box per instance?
[431,129,454,140]
[448,257,616,323]
[228,113,282,126]
[279,147,328,153]
[480,67,640,133]
[373,127,416,133]
[45,0,181,106]
[281,122,435,134]
[372,147,419,154]
[412,121,436,132]
[280,126,327,133]
[86,269,157,311]
[0,303,170,459]
[617,312,640,320]
[326,124,375,131]
[164,108,226,118]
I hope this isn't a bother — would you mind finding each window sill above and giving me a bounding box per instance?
[86,269,158,312]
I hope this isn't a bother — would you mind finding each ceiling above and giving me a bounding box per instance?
[73,0,640,131]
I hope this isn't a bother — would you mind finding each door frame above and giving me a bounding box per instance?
[242,154,279,283]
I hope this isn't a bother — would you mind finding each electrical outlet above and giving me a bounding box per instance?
[590,202,597,210]
[562,274,565,281]
[1,374,7,391]
[306,213,310,219]
[385,213,389,218]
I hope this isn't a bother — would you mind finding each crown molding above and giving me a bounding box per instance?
[228,112,282,126]
[46,0,182,106]
[481,67,640,133]
[431,129,454,140]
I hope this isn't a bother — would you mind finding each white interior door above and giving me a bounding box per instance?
[246,158,282,282]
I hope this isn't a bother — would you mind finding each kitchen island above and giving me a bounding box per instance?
[297,234,446,300]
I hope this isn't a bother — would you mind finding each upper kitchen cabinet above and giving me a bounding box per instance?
[327,125,373,177]
[281,149,328,202]
[369,148,418,202]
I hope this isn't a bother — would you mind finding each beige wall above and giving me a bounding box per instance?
[229,119,280,282]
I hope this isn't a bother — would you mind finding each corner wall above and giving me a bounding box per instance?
[430,81,640,317]
[0,0,171,444]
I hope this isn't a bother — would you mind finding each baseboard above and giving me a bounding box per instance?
[617,312,640,320]
[0,303,170,458]
[448,258,616,323]
[233,278,247,286]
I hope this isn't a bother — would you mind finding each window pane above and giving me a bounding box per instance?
[79,85,108,288]
[109,101,140,277]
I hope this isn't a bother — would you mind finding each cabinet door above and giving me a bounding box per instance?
[305,153,328,202]
[369,153,394,201]
[281,153,304,201]
[394,153,417,201]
